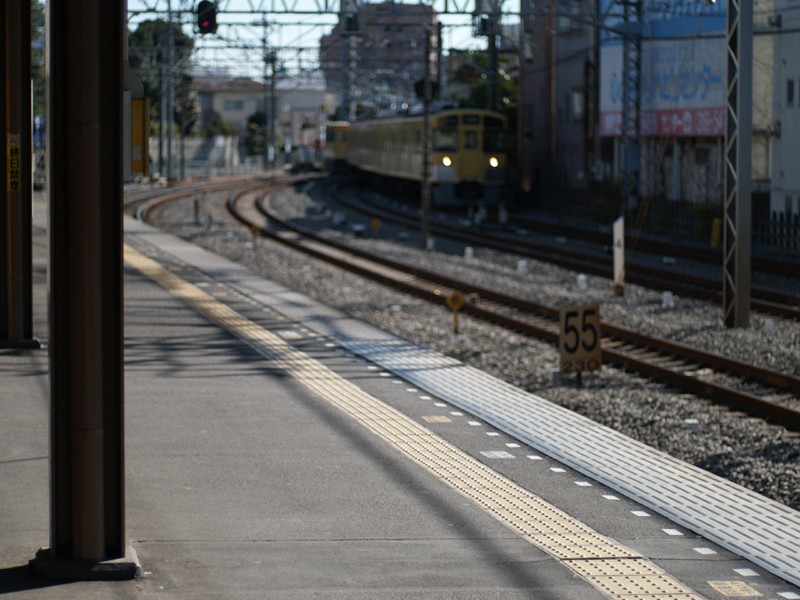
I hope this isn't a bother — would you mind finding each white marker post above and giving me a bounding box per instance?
[613,216,625,296]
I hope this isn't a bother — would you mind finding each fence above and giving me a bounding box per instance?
[754,212,800,253]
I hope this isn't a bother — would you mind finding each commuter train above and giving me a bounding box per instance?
[323,120,350,173]
[325,108,508,207]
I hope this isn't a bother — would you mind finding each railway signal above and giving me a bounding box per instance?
[197,1,217,34]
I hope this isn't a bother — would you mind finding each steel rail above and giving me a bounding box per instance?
[338,185,800,320]
[217,185,800,431]
[126,172,326,222]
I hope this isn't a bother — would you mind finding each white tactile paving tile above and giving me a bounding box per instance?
[342,339,800,588]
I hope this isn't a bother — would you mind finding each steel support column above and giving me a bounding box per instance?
[722,0,752,328]
[1,0,36,347]
[37,0,136,579]
[619,0,641,221]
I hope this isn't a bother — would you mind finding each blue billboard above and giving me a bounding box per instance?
[600,0,727,136]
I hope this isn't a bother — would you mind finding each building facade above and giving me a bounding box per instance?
[319,2,438,116]
[195,74,335,154]
[518,0,789,243]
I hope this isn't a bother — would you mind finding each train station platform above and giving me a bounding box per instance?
[2,192,800,599]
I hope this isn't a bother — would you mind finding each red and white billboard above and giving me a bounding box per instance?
[599,4,727,137]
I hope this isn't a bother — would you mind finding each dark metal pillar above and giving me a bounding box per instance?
[1,0,36,348]
[722,0,752,328]
[37,0,136,579]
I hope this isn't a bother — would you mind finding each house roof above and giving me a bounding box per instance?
[194,77,265,94]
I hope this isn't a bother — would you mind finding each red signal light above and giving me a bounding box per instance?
[197,1,217,34]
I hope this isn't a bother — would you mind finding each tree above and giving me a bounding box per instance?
[175,73,199,136]
[128,19,195,132]
[448,49,517,115]
[31,0,45,119]
[245,111,267,156]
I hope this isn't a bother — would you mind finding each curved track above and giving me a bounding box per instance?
[207,183,800,431]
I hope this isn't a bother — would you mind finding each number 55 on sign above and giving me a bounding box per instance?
[559,304,602,374]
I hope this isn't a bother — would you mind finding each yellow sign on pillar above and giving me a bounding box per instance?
[7,133,21,192]
[131,98,149,175]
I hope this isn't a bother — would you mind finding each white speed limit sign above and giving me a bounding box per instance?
[559,304,602,374]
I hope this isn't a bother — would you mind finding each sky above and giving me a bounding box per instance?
[127,0,504,80]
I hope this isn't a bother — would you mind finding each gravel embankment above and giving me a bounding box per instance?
[152,183,800,510]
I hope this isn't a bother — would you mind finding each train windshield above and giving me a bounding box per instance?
[484,128,507,153]
[433,128,459,151]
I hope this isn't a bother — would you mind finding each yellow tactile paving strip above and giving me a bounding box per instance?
[124,244,706,600]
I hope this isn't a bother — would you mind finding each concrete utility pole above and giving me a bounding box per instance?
[722,0,752,328]
[269,50,278,165]
[37,0,137,580]
[487,5,498,111]
[421,27,433,250]
[263,20,270,170]
[166,0,175,180]
[1,0,36,348]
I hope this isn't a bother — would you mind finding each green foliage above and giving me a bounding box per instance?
[447,50,517,115]
[128,19,196,133]
[245,111,267,155]
[201,110,235,137]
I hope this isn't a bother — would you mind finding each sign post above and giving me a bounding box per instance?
[446,291,465,334]
[559,304,602,385]
[613,216,625,296]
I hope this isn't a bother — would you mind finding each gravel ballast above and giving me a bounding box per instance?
[151,181,800,510]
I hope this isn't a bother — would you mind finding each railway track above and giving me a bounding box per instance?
[337,184,800,320]
[210,184,800,432]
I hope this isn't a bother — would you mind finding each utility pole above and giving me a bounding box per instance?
[262,20,270,170]
[722,0,752,328]
[421,27,432,250]
[340,0,360,120]
[487,21,497,111]
[474,0,501,112]
[619,0,642,222]
[159,48,166,177]
[437,22,444,100]
[166,0,175,180]
[269,50,278,166]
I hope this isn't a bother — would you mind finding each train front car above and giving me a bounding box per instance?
[431,109,508,207]
[323,121,350,173]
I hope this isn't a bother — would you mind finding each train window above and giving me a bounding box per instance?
[463,115,480,125]
[437,116,458,128]
[433,128,458,151]
[483,130,508,153]
[465,131,478,149]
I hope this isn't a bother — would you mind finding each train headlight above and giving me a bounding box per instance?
[489,157,499,168]
[442,156,452,167]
